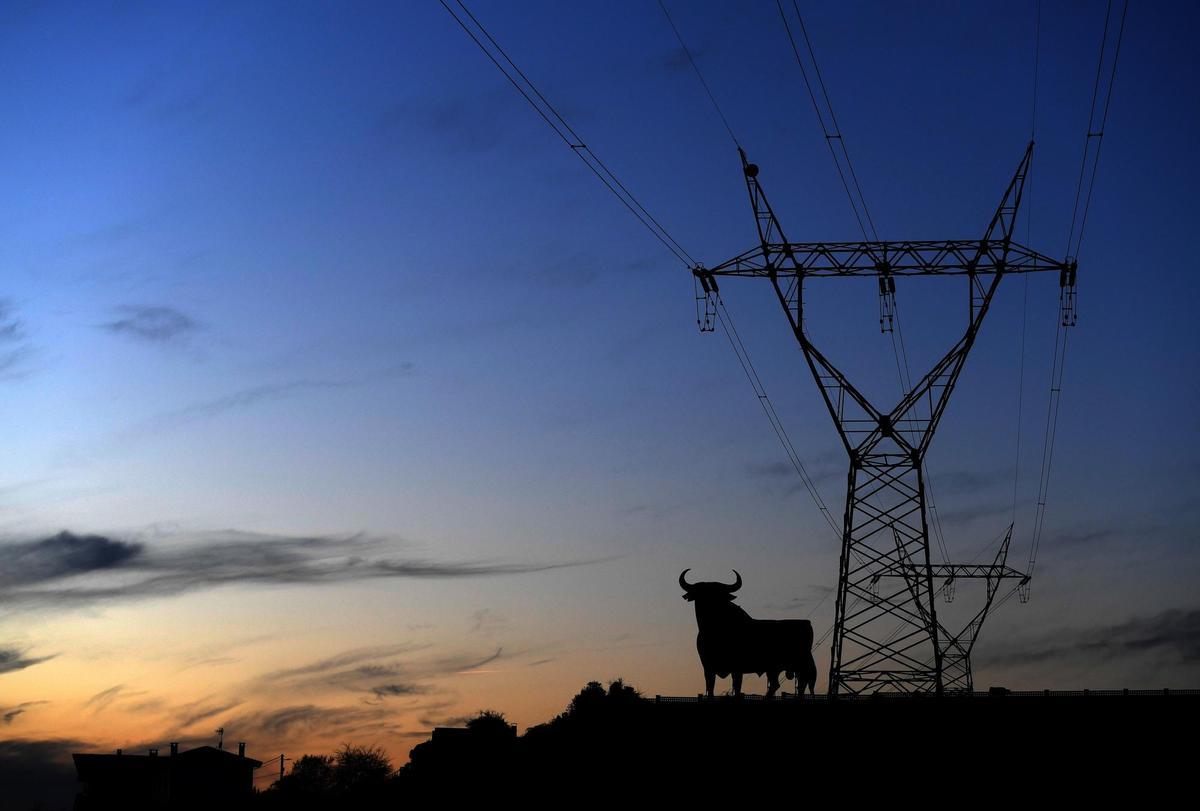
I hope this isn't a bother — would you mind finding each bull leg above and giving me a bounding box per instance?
[765,672,780,698]
[731,672,743,696]
[704,669,715,698]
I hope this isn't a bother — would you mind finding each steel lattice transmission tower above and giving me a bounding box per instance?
[695,143,1072,695]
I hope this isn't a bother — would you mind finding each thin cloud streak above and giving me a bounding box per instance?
[176,699,244,729]
[979,608,1200,668]
[0,645,58,675]
[0,530,617,612]
[0,299,37,381]
[118,365,415,442]
[2,701,48,725]
[100,305,198,343]
[264,643,428,682]
[83,685,130,713]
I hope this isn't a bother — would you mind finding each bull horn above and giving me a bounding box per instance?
[724,570,742,592]
[679,569,693,590]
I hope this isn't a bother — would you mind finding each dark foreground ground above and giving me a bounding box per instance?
[27,686,1199,808]
[396,688,1199,801]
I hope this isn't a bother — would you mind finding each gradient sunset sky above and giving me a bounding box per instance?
[2,0,1198,777]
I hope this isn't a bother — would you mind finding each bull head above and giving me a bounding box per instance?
[679,569,742,602]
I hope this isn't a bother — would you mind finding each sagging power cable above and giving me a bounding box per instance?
[1065,0,1128,262]
[1011,0,1041,527]
[774,0,879,243]
[439,0,695,268]
[656,0,841,541]
[773,1,955,572]
[443,0,840,543]
[657,0,740,150]
[1027,0,1127,589]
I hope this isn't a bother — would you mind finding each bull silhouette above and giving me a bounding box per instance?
[680,569,817,698]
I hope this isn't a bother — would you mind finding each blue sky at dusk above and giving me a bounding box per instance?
[1,0,1198,774]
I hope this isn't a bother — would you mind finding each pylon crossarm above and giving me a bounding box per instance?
[877,563,1026,580]
[703,239,1068,278]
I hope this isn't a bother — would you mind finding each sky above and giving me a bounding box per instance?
[1,0,1198,796]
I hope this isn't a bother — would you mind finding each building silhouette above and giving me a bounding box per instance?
[73,742,260,810]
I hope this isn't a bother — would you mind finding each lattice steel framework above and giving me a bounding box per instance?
[695,143,1073,695]
[877,524,1027,692]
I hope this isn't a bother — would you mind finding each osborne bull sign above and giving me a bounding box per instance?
[680,569,817,697]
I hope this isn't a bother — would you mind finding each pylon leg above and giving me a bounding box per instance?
[829,459,942,695]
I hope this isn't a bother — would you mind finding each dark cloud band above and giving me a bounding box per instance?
[0,646,58,675]
[101,305,198,343]
[0,530,613,611]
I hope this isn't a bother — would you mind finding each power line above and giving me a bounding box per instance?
[1026,324,1069,583]
[656,0,740,149]
[714,299,841,540]
[1065,0,1129,261]
[1026,0,1127,592]
[652,2,840,541]
[1012,0,1041,525]
[774,0,880,242]
[443,0,840,542]
[773,2,952,572]
[439,0,696,268]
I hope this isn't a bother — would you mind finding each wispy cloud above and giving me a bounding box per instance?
[124,367,412,440]
[746,454,842,495]
[438,647,503,673]
[1042,517,1164,552]
[0,530,613,612]
[936,501,1011,526]
[979,607,1200,669]
[929,467,1010,495]
[2,701,48,725]
[0,645,58,675]
[746,461,794,479]
[379,93,515,155]
[223,703,390,740]
[660,45,699,72]
[101,305,199,343]
[83,685,133,713]
[765,584,834,613]
[370,683,427,699]
[264,643,427,682]
[176,698,244,729]
[468,609,507,637]
[142,380,348,428]
[1,531,140,588]
[0,299,36,381]
[0,301,25,343]
[257,642,507,705]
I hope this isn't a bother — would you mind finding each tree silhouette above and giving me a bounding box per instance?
[275,754,334,799]
[260,746,392,809]
[559,678,642,722]
[465,709,510,733]
[332,744,392,795]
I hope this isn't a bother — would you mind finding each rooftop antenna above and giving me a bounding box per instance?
[216,727,225,750]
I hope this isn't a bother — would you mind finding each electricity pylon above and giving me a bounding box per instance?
[879,523,1027,692]
[695,143,1071,695]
